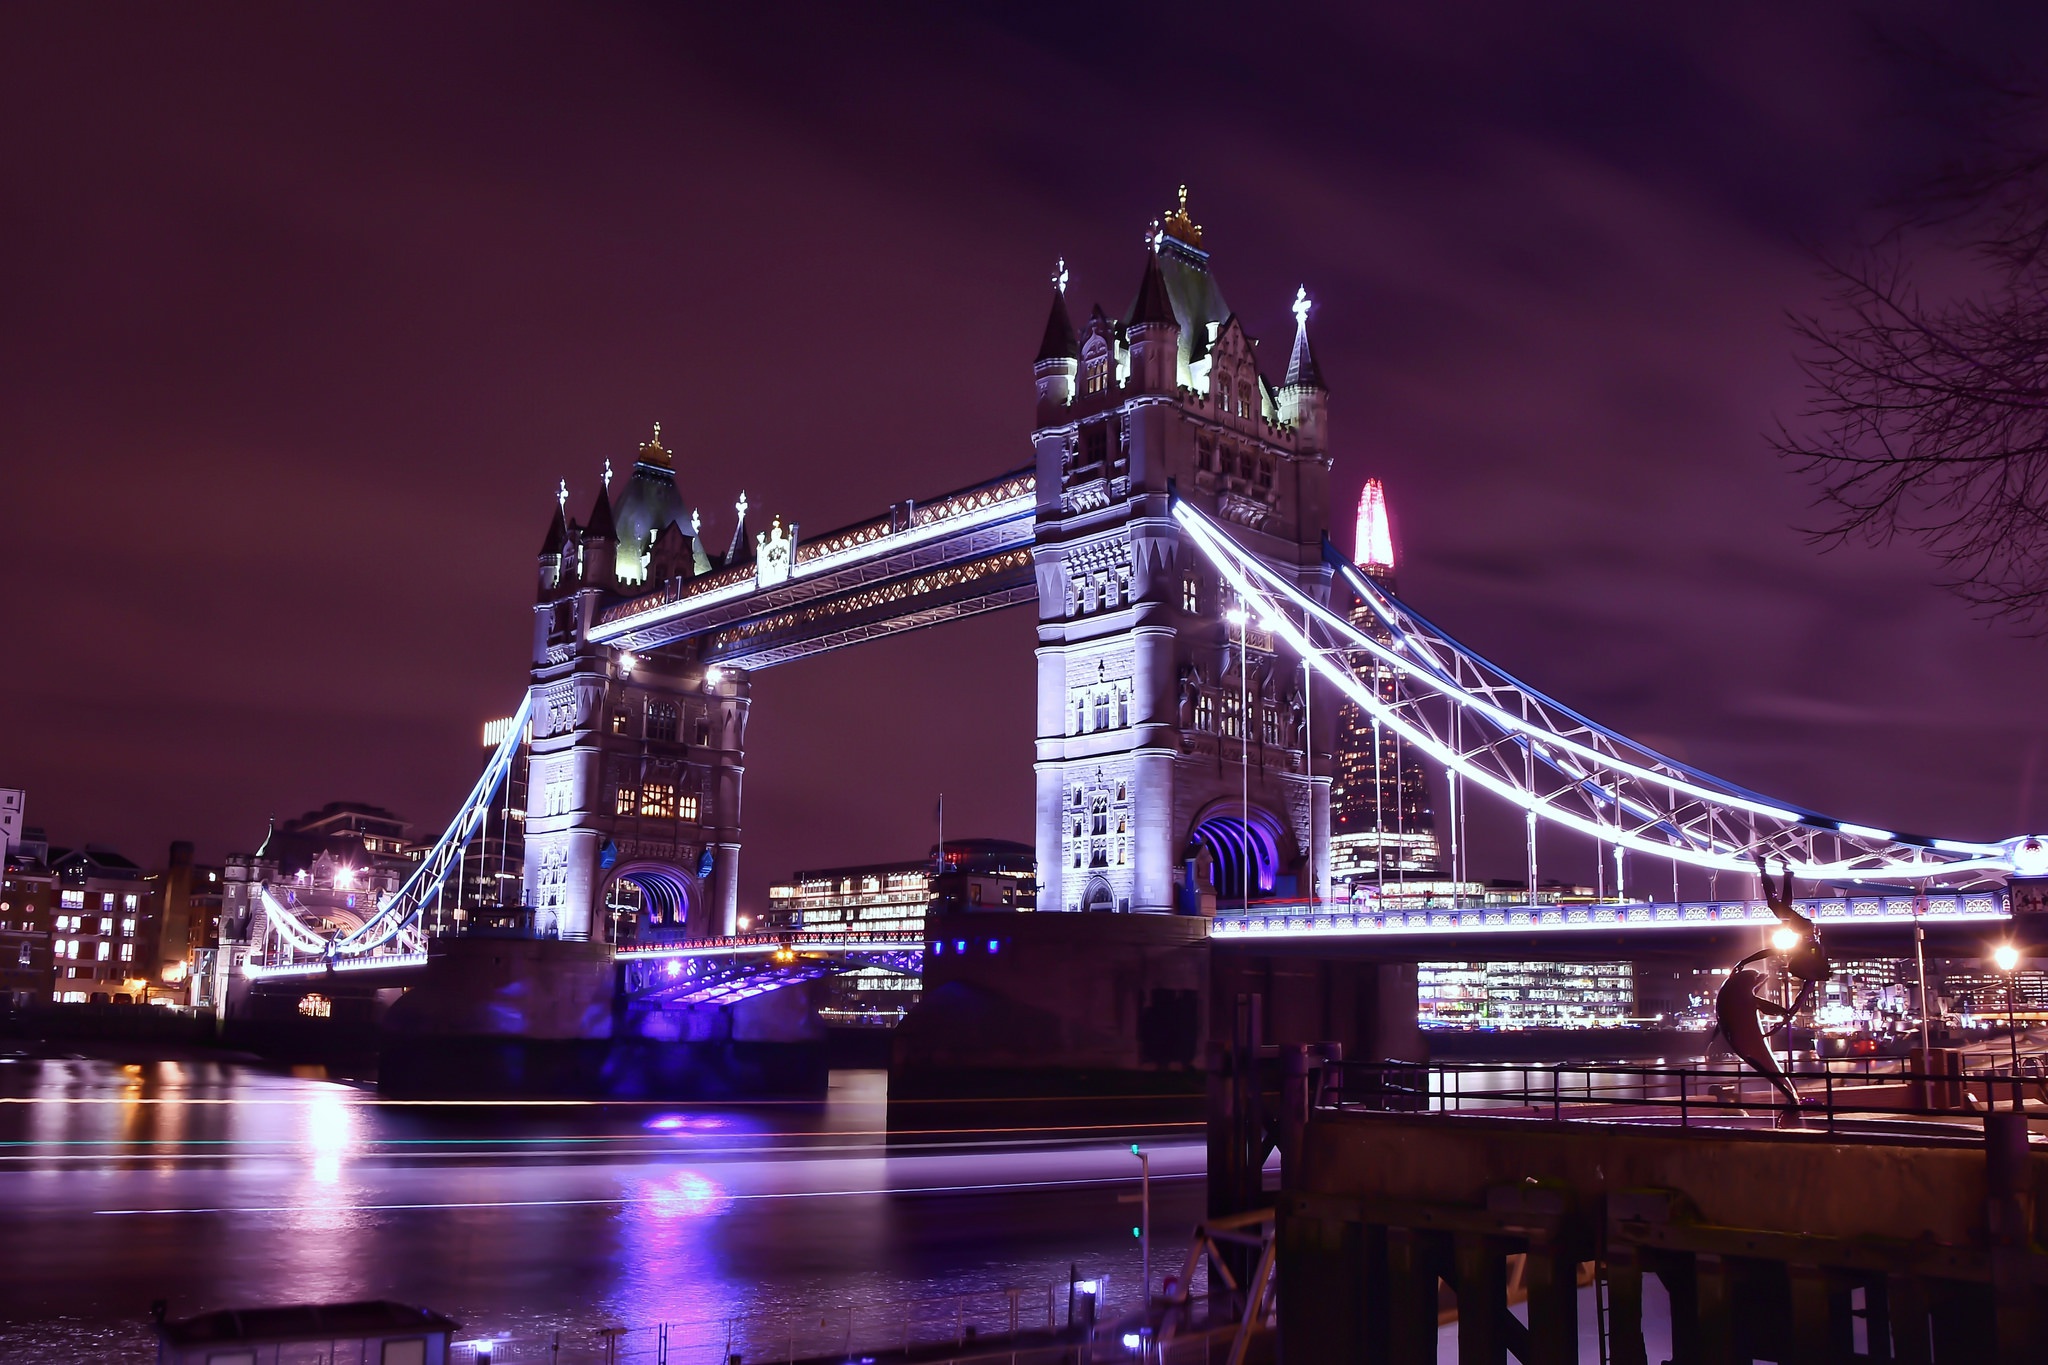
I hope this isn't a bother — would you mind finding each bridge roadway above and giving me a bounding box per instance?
[588,465,1037,669]
[245,889,2021,1006]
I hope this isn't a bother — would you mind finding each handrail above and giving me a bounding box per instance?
[1320,1057,2037,1134]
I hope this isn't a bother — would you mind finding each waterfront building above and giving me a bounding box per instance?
[48,846,157,1003]
[0,787,22,855]
[1327,481,1442,892]
[149,840,222,1005]
[765,839,1035,1025]
[0,854,55,1008]
[1418,960,1637,1030]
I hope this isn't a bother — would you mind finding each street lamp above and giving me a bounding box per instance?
[1226,605,1250,913]
[1994,942,2022,1110]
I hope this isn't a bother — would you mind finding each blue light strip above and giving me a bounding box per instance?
[1211,892,2008,940]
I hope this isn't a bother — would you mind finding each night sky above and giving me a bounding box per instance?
[6,4,2047,903]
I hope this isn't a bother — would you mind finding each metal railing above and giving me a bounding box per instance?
[1321,1058,2044,1138]
[446,1277,1104,1364]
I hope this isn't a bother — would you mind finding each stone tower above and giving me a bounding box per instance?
[523,432,749,942]
[1031,192,1333,915]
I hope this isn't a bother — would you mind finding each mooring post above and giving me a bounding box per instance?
[1603,1246,1647,1365]
[1984,1109,2036,1362]
[1451,1232,1507,1365]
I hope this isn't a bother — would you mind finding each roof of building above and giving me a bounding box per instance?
[611,449,691,583]
[157,1301,459,1348]
[1035,287,1078,363]
[584,479,617,542]
[1126,247,1178,330]
[540,501,568,557]
[1284,311,1324,391]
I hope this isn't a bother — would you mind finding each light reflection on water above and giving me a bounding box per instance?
[0,1053,1190,1361]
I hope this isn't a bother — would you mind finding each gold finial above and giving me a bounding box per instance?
[1161,185,1202,250]
[639,421,672,468]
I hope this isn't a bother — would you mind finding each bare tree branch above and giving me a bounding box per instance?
[1775,46,2048,629]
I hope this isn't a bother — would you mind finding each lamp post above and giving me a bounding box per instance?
[1226,606,1250,912]
[1994,942,2022,1111]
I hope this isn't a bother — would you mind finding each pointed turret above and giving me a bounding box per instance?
[1277,286,1329,452]
[579,478,617,590]
[723,492,751,568]
[538,481,571,594]
[1034,259,1079,425]
[1125,236,1181,394]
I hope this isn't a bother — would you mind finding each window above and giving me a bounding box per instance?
[693,718,710,746]
[16,944,28,967]
[676,792,700,822]
[381,1341,427,1365]
[1195,692,1215,732]
[1094,693,1110,731]
[123,894,138,911]
[99,917,113,934]
[61,891,82,909]
[1075,699,1087,734]
[611,710,628,735]
[102,894,115,910]
[647,702,678,743]
[614,787,639,817]
[641,782,677,818]
[119,944,133,962]
[96,942,111,962]
[1091,798,1109,837]
[120,918,135,937]
[1182,574,1200,613]
[1116,690,1129,728]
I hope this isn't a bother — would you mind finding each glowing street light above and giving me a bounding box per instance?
[1995,942,2023,1108]
[1771,926,1801,954]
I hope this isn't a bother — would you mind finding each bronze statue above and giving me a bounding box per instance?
[1712,856,1831,1107]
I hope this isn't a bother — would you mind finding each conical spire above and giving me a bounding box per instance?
[1283,286,1325,390]
[539,499,569,557]
[724,492,750,567]
[1127,245,1177,330]
[1036,262,1078,363]
[585,479,617,542]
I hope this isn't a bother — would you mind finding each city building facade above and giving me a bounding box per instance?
[0,855,55,1007]
[49,846,157,1003]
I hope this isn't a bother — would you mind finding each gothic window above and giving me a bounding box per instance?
[614,786,638,817]
[1116,781,1126,801]
[1262,705,1282,745]
[693,717,710,746]
[647,702,678,743]
[1073,787,1084,808]
[1082,341,1112,395]
[1182,573,1200,613]
[1075,699,1087,734]
[1116,690,1129,728]
[1237,382,1252,417]
[1195,692,1215,732]
[641,782,677,818]
[1094,692,1111,731]
[1080,422,1109,472]
[676,792,700,822]
[610,711,628,736]
[1103,574,1119,610]
[1091,797,1109,837]
[1223,693,1243,740]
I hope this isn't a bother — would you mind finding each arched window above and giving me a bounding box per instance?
[1116,690,1129,728]
[1094,692,1111,730]
[1237,382,1252,417]
[1076,699,1087,734]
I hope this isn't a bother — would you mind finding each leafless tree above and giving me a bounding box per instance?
[1776,53,2048,629]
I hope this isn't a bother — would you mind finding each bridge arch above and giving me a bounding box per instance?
[597,860,701,939]
[1185,800,1297,909]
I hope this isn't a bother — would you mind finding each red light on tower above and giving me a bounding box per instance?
[1355,479,1394,572]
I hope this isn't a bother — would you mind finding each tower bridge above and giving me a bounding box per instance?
[216,191,2048,1088]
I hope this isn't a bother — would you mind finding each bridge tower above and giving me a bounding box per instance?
[523,431,748,942]
[1031,193,1333,915]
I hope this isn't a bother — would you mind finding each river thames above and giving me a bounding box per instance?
[0,1049,1204,1361]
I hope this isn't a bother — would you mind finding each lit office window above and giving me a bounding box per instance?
[121,918,135,937]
